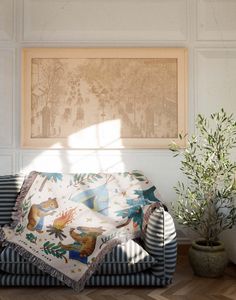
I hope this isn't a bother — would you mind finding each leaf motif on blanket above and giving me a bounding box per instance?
[42,241,68,263]
[15,224,25,235]
[115,187,159,229]
[39,172,63,192]
[72,173,103,186]
[26,233,37,244]
[20,194,33,219]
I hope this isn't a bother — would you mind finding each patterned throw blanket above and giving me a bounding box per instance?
[0,171,161,291]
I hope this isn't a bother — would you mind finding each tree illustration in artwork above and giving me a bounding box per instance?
[116,198,147,229]
[115,171,160,229]
[39,173,63,192]
[32,58,64,138]
[26,233,37,244]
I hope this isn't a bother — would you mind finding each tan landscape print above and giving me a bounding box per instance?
[31,57,178,139]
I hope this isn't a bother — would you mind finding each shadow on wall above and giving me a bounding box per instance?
[20,119,184,212]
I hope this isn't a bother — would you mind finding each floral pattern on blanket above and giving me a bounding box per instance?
[1,171,161,291]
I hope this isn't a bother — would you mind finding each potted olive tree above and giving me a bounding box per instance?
[170,109,236,277]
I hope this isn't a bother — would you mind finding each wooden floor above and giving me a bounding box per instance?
[0,255,235,300]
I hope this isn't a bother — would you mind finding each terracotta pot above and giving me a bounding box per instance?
[188,239,228,277]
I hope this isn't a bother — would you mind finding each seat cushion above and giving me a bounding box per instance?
[0,240,157,275]
[0,174,25,226]
[95,240,158,275]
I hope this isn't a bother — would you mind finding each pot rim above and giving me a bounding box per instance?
[191,239,225,252]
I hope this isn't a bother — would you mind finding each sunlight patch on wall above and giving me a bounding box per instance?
[20,149,125,174]
[66,150,125,173]
[67,119,123,148]
[20,150,63,173]
[20,119,125,173]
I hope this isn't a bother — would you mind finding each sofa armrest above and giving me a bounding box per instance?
[143,206,177,282]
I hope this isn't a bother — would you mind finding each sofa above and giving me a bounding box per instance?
[0,173,177,288]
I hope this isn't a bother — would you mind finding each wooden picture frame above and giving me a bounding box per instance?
[21,48,188,149]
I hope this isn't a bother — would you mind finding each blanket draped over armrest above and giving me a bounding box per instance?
[0,171,161,291]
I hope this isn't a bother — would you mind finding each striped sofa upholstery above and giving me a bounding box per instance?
[0,174,177,287]
[144,207,177,282]
[0,240,157,275]
[0,272,171,287]
[0,174,25,226]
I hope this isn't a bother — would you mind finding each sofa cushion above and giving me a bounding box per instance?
[0,240,157,275]
[0,174,25,226]
[95,240,158,275]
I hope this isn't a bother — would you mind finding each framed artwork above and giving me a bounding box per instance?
[21,48,188,149]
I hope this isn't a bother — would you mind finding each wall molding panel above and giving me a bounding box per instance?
[0,0,14,41]
[0,152,15,174]
[0,48,14,147]
[195,48,236,115]
[197,0,236,41]
[22,0,188,42]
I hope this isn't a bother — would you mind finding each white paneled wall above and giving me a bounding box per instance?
[196,49,236,114]
[0,0,236,242]
[23,0,188,41]
[0,0,14,40]
[197,0,236,41]
[0,49,14,147]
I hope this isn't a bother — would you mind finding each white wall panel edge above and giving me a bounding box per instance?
[19,149,177,157]
[14,45,23,149]
[11,47,16,148]
[0,48,14,148]
[15,0,24,43]
[14,150,21,174]
[0,151,14,174]
[19,41,190,47]
[12,0,16,42]
[0,0,14,41]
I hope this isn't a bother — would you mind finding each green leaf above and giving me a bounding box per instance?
[132,172,144,177]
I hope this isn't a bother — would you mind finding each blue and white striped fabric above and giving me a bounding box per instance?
[0,272,172,287]
[143,206,177,281]
[0,240,157,275]
[0,174,25,226]
[96,240,158,274]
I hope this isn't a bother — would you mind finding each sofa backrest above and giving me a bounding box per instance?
[0,174,25,226]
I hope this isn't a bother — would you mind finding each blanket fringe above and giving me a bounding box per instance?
[2,232,139,292]
[0,227,6,244]
[11,171,38,228]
